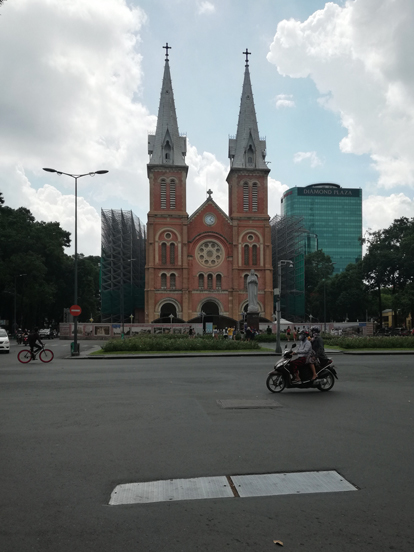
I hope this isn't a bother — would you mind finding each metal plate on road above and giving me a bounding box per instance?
[231,471,357,498]
[217,399,282,409]
[109,471,357,506]
[109,476,233,505]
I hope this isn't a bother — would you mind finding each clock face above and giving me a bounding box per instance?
[204,213,216,226]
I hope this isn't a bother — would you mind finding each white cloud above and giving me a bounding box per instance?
[186,144,228,215]
[198,1,215,15]
[293,151,322,168]
[0,0,152,255]
[268,178,289,217]
[275,94,295,109]
[363,193,414,234]
[267,0,414,189]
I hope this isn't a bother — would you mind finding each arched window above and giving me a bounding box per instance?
[198,274,204,290]
[170,273,176,290]
[161,243,167,265]
[170,243,175,265]
[247,144,255,167]
[244,274,248,290]
[216,274,222,290]
[164,140,171,162]
[243,182,249,212]
[207,274,213,290]
[169,179,176,209]
[244,244,249,265]
[161,273,167,289]
[160,179,167,209]
[252,244,258,265]
[252,182,258,212]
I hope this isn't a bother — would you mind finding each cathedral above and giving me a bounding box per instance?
[145,47,274,328]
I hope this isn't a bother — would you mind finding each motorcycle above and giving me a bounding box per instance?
[266,343,338,393]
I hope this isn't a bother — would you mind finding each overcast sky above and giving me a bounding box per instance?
[1,0,413,255]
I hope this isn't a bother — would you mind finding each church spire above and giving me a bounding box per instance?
[148,44,187,166]
[228,50,267,170]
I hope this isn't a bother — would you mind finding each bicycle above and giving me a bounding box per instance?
[17,344,54,364]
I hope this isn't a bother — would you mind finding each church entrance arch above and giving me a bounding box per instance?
[188,299,237,330]
[152,300,184,323]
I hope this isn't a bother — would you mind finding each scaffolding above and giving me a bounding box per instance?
[270,215,317,321]
[101,209,146,323]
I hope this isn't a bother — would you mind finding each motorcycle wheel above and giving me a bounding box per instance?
[266,372,286,393]
[317,372,335,392]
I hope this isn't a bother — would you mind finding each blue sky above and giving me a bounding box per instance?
[1,0,413,255]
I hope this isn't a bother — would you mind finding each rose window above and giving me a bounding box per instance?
[197,241,224,267]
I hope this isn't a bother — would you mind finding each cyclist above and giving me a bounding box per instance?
[28,327,44,360]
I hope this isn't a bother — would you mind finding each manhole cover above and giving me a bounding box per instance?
[217,399,282,409]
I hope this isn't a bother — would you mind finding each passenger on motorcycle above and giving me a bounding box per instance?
[310,326,329,367]
[290,330,312,382]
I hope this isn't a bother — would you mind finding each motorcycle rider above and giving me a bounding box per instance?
[311,326,329,367]
[290,330,312,382]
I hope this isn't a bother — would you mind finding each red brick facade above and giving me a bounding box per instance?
[144,56,273,325]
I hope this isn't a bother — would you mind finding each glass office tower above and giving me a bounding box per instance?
[281,183,362,273]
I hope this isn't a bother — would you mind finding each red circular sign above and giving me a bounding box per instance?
[70,305,82,317]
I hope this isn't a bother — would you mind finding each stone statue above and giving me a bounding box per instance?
[247,269,259,313]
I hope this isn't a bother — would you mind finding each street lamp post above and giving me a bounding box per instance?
[276,260,294,354]
[43,168,108,355]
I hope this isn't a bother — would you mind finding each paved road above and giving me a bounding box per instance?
[0,350,413,551]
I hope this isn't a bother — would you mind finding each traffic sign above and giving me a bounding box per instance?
[70,305,82,317]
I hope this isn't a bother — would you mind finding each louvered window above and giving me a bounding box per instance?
[170,243,175,265]
[161,273,167,289]
[216,274,222,290]
[244,274,248,290]
[243,182,249,212]
[161,243,167,265]
[252,244,258,265]
[169,180,176,209]
[252,183,258,212]
[207,274,213,290]
[244,244,249,265]
[160,180,167,209]
[198,274,204,290]
[170,273,176,290]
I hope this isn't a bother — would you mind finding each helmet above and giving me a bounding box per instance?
[311,326,320,334]
[299,330,309,341]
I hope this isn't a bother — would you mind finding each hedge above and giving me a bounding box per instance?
[102,334,261,352]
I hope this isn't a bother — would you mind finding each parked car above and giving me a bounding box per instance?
[39,328,53,339]
[375,328,390,336]
[0,329,10,353]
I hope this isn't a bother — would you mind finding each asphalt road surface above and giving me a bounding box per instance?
[1,345,413,551]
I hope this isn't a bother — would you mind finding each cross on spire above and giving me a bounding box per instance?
[243,48,251,66]
[207,189,213,198]
[163,42,171,60]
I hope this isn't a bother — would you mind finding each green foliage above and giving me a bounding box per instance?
[362,217,414,325]
[0,198,100,329]
[102,334,261,352]
[254,333,287,342]
[327,336,414,349]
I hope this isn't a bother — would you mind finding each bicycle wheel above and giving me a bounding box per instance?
[39,349,54,363]
[18,349,32,363]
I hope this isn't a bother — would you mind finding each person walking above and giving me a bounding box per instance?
[286,326,291,342]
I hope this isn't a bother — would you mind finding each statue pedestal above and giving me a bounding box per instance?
[247,313,259,331]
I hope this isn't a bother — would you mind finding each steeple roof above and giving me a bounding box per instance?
[229,57,268,170]
[148,48,187,167]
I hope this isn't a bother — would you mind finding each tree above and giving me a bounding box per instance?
[305,250,335,320]
[363,217,414,326]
